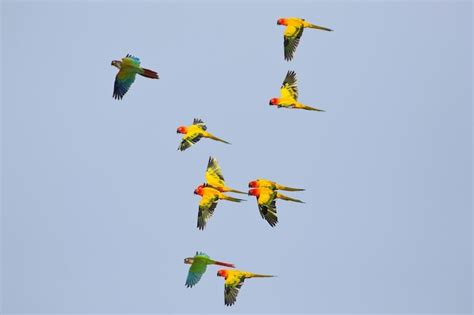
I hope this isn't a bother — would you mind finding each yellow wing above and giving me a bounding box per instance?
[197,192,219,230]
[205,157,225,189]
[179,127,203,151]
[280,70,298,100]
[283,24,304,61]
[257,190,278,227]
[224,272,245,306]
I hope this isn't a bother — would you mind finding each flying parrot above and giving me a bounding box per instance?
[248,178,305,191]
[111,54,159,100]
[248,187,304,227]
[194,184,244,230]
[277,17,333,61]
[176,119,231,151]
[205,157,246,194]
[217,269,275,306]
[184,252,235,288]
[269,71,324,111]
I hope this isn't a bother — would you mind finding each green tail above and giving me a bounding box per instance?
[278,185,305,192]
[277,193,304,203]
[228,188,247,195]
[308,23,333,32]
[222,195,245,202]
[207,133,231,144]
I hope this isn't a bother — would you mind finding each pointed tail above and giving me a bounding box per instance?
[249,273,276,278]
[298,103,325,112]
[221,195,245,202]
[276,184,305,192]
[213,261,235,268]
[139,67,159,79]
[277,193,304,203]
[307,23,333,32]
[228,188,247,195]
[206,133,231,145]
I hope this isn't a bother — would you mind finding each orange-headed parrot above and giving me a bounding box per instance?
[248,178,305,191]
[184,252,235,288]
[177,119,230,151]
[111,54,159,100]
[194,184,244,230]
[205,157,246,194]
[269,71,324,111]
[217,269,275,306]
[248,187,304,227]
[277,17,333,61]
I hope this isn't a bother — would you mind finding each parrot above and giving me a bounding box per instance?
[248,187,304,227]
[269,70,325,111]
[184,252,235,288]
[248,178,305,191]
[176,119,231,151]
[217,269,275,306]
[111,54,159,100]
[194,184,244,230]
[205,157,246,194]
[277,17,333,61]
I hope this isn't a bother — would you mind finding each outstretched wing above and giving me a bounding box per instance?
[113,69,137,100]
[205,157,225,189]
[258,200,278,227]
[185,256,208,287]
[280,70,298,100]
[284,25,304,61]
[197,193,219,230]
[193,118,207,130]
[224,274,245,306]
[179,131,203,151]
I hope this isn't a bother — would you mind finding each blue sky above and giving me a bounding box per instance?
[1,0,472,313]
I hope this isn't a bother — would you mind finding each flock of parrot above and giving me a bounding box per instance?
[110,16,332,307]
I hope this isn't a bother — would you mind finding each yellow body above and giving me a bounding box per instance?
[205,157,245,194]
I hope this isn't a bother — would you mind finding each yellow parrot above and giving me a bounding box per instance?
[205,157,246,194]
[177,119,230,151]
[277,17,333,61]
[269,71,325,111]
[194,184,244,230]
[248,178,305,191]
[248,187,304,227]
[217,269,275,306]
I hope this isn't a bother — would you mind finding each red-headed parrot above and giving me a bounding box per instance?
[184,252,235,288]
[277,17,333,61]
[249,178,305,191]
[269,71,325,111]
[217,269,275,306]
[176,119,230,151]
[111,54,159,100]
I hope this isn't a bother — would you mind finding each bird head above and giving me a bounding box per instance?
[248,180,258,188]
[194,185,205,196]
[111,60,122,69]
[184,257,194,265]
[248,188,260,197]
[217,269,227,278]
[269,98,279,106]
[277,18,287,26]
[176,126,187,134]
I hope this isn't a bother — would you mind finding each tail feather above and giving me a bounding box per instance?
[228,188,247,195]
[277,193,304,203]
[250,273,276,278]
[206,133,231,144]
[213,261,235,268]
[222,195,245,202]
[300,104,325,112]
[307,23,333,32]
[276,185,305,192]
[140,67,159,79]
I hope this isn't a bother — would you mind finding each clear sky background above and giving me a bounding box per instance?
[1,0,472,313]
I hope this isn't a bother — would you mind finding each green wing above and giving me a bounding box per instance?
[186,254,210,287]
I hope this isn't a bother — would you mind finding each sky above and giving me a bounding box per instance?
[1,0,472,313]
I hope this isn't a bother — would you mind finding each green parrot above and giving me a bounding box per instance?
[184,252,235,288]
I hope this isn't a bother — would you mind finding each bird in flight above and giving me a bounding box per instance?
[269,71,325,111]
[176,119,230,151]
[111,54,159,100]
[184,252,235,288]
[205,157,246,194]
[277,17,332,61]
[194,184,244,230]
[248,187,304,227]
[248,179,305,191]
[217,269,275,306]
